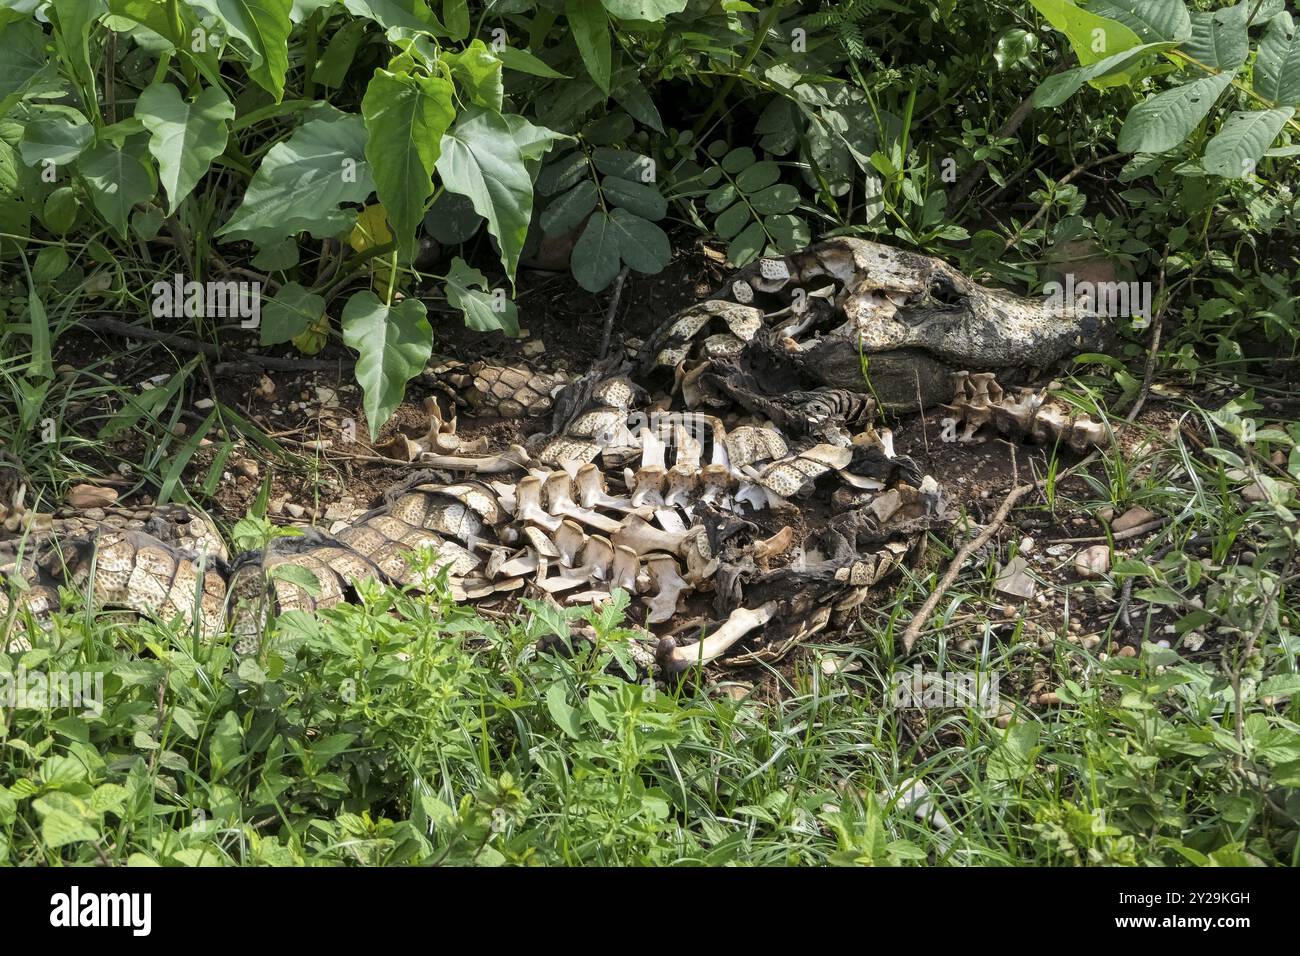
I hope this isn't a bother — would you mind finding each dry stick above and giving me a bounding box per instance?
[598,266,630,361]
[901,482,1035,653]
[84,315,352,373]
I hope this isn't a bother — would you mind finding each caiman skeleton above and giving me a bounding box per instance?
[0,239,1113,674]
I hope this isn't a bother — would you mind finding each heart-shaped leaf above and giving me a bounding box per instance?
[341,291,433,438]
[136,83,235,214]
[190,0,294,100]
[444,256,520,335]
[362,68,455,255]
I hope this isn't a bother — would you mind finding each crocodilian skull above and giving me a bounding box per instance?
[682,238,1112,411]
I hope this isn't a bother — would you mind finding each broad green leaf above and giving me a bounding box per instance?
[721,146,756,173]
[340,291,432,438]
[50,0,107,96]
[1032,41,1176,106]
[735,159,780,192]
[445,39,503,111]
[714,200,750,239]
[726,219,765,267]
[764,213,810,252]
[537,151,590,196]
[1255,12,1300,106]
[1202,108,1295,177]
[442,0,469,38]
[361,69,455,255]
[705,183,738,213]
[135,83,234,214]
[209,711,244,779]
[42,186,79,235]
[291,0,335,20]
[1181,5,1249,70]
[32,792,98,848]
[540,179,598,235]
[599,0,686,20]
[750,183,799,214]
[571,209,621,291]
[422,190,483,243]
[988,722,1040,782]
[612,77,663,130]
[78,138,156,239]
[567,0,611,94]
[107,0,186,45]
[251,236,299,269]
[546,682,583,739]
[601,175,666,220]
[1117,69,1235,152]
[190,0,294,100]
[498,45,568,79]
[591,146,650,179]
[314,19,368,88]
[33,245,69,284]
[260,281,325,345]
[607,207,668,274]
[1029,0,1143,77]
[19,108,92,166]
[218,112,376,246]
[1089,0,1191,43]
[436,107,548,280]
[342,0,443,32]
[0,19,54,114]
[444,256,519,335]
[269,562,321,595]
[994,28,1039,70]
[503,112,568,167]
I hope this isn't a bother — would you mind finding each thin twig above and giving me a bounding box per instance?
[901,482,1035,653]
[598,266,630,361]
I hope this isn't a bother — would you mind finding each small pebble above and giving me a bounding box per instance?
[284,502,305,518]
[1073,545,1110,578]
[1117,645,1137,658]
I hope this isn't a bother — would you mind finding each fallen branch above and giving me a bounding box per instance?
[84,315,352,374]
[901,482,1034,653]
